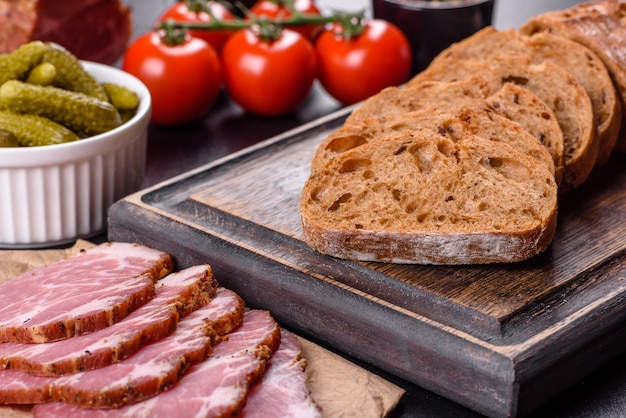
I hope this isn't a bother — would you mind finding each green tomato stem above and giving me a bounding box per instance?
[156,4,367,36]
[184,0,210,14]
[159,21,189,46]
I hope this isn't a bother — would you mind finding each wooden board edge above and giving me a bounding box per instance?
[108,198,626,417]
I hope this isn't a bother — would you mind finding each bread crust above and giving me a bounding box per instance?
[301,217,557,265]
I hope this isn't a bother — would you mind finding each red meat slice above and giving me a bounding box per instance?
[0,288,244,407]
[0,0,132,64]
[0,264,217,376]
[0,242,174,344]
[32,309,281,417]
[240,329,323,418]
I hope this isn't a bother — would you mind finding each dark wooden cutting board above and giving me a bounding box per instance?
[108,106,626,418]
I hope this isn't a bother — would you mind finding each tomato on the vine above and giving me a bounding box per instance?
[158,1,236,54]
[250,0,323,41]
[221,26,317,117]
[122,30,222,126]
[315,19,412,105]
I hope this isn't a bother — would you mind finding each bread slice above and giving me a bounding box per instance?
[485,81,564,182]
[312,107,555,179]
[520,1,626,153]
[430,26,620,166]
[410,55,597,191]
[345,76,565,183]
[300,130,558,265]
[348,75,490,124]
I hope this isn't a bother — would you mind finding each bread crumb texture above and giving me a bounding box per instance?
[301,132,557,264]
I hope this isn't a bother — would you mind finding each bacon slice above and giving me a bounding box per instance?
[0,264,216,376]
[0,242,174,344]
[240,329,323,418]
[0,288,244,408]
[32,309,281,417]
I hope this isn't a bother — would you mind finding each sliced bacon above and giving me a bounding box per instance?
[240,329,323,418]
[0,264,216,376]
[0,242,173,344]
[33,309,281,417]
[0,288,244,408]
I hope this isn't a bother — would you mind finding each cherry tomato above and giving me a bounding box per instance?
[158,1,236,54]
[122,30,222,126]
[315,19,412,105]
[221,27,317,117]
[250,0,323,41]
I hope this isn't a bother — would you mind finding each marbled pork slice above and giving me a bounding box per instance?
[0,288,244,407]
[0,242,174,343]
[0,264,217,376]
[240,329,322,418]
[33,309,281,418]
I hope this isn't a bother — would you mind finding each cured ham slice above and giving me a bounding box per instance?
[0,0,132,64]
[33,309,281,417]
[240,329,323,418]
[0,264,217,376]
[0,288,245,408]
[0,242,173,344]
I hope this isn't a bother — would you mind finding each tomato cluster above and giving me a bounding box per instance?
[122,0,412,126]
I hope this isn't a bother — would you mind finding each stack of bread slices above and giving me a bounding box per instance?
[300,0,626,265]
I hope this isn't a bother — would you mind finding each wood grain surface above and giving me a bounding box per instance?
[108,107,626,418]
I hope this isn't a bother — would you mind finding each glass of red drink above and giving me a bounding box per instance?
[372,0,495,75]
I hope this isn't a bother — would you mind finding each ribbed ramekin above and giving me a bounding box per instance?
[0,61,151,248]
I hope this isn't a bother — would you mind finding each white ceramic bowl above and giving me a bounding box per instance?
[0,61,151,248]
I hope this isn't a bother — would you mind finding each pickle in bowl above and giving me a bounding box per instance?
[0,55,152,248]
[0,41,141,147]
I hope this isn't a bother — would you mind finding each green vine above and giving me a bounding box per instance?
[157,0,367,42]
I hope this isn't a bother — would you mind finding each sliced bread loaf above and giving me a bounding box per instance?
[300,130,558,265]
[410,55,597,191]
[430,26,620,166]
[345,76,564,183]
[520,1,626,153]
[311,107,555,179]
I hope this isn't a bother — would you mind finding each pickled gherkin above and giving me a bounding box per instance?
[26,62,57,86]
[0,41,141,145]
[0,80,122,137]
[0,41,47,85]
[0,110,79,147]
[103,83,140,110]
[42,42,109,102]
[103,82,139,122]
[0,129,19,147]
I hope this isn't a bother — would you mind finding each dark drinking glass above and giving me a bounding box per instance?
[224,0,258,16]
[372,0,495,75]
